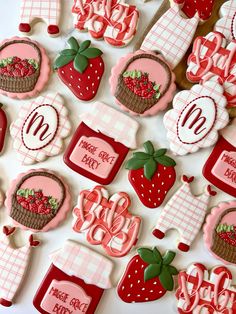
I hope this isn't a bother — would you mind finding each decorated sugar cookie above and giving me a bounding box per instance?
[215,0,236,42]
[0,37,50,99]
[33,240,113,314]
[64,101,139,185]
[187,31,236,106]
[72,186,141,257]
[164,81,229,156]
[126,141,176,208]
[176,263,236,312]
[153,175,216,252]
[19,0,61,36]
[203,118,236,197]
[72,0,139,47]
[10,93,71,165]
[5,169,71,232]
[173,0,216,20]
[117,247,178,303]
[204,201,236,265]
[0,103,7,154]
[110,50,176,116]
[54,37,104,101]
[140,5,199,69]
[0,226,39,307]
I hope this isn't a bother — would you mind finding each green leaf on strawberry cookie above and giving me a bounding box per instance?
[144,264,161,282]
[54,55,75,70]
[144,158,157,180]
[74,53,88,73]
[81,47,103,58]
[163,251,176,265]
[79,40,91,53]
[167,265,178,275]
[155,155,176,167]
[159,265,174,291]
[133,152,150,160]
[60,49,77,56]
[143,141,155,155]
[68,37,79,51]
[126,158,146,170]
[137,248,160,264]
[153,247,162,262]
[154,149,167,158]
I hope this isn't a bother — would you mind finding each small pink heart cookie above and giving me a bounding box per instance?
[110,50,176,116]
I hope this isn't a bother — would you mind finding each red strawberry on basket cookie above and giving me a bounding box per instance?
[117,247,178,303]
[54,37,104,101]
[126,141,176,208]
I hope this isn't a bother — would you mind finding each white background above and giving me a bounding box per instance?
[0,1,234,313]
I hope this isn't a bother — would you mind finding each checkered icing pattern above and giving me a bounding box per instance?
[155,179,210,246]
[72,186,141,257]
[50,240,113,289]
[20,0,61,26]
[72,0,139,47]
[140,5,199,69]
[215,0,236,41]
[164,81,229,156]
[10,93,71,165]
[0,236,30,302]
[80,102,139,149]
[176,263,236,312]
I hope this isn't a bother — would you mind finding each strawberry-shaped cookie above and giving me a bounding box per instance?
[54,37,104,101]
[126,141,176,208]
[117,247,178,303]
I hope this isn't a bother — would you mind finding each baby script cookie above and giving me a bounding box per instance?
[64,101,139,185]
[0,36,50,99]
[176,263,236,313]
[110,50,176,116]
[0,226,39,307]
[153,175,216,252]
[10,93,71,165]
[215,0,236,42]
[33,240,113,314]
[54,37,104,101]
[117,247,178,303]
[203,118,236,197]
[72,0,139,47]
[164,81,229,156]
[126,141,176,208]
[5,169,71,232]
[19,0,61,36]
[204,201,236,265]
[72,186,141,257]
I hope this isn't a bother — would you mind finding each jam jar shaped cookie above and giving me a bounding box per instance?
[64,102,139,185]
[203,119,236,197]
[33,240,113,314]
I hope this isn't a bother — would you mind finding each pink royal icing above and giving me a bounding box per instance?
[215,0,236,42]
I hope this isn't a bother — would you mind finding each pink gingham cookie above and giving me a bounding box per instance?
[176,263,236,312]
[72,0,139,47]
[164,81,229,156]
[10,93,71,165]
[215,0,236,42]
[5,169,71,232]
[0,226,39,307]
[19,0,61,36]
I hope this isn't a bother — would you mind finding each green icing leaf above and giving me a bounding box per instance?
[167,265,178,275]
[154,149,167,158]
[155,155,176,167]
[137,248,160,264]
[144,264,161,282]
[143,141,155,155]
[163,251,176,265]
[74,53,88,73]
[81,47,103,58]
[144,158,157,180]
[153,247,162,263]
[67,37,79,51]
[54,55,74,69]
[156,92,161,99]
[79,40,91,52]
[125,158,147,170]
[60,49,77,56]
[123,71,130,77]
[159,265,174,291]
[132,152,150,160]
[153,84,160,91]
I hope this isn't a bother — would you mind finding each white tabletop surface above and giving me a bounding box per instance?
[0,1,234,313]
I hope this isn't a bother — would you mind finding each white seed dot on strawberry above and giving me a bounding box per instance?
[80,92,83,96]
[92,91,95,94]
[153,282,157,285]
[79,78,81,81]
[141,184,144,188]
[137,295,140,297]
[158,173,160,177]
[165,191,167,194]
[97,76,100,80]
[162,182,164,185]
[149,198,151,201]
[122,286,124,290]
[70,75,73,79]
[137,280,140,283]
[69,83,72,86]
[88,76,90,79]
[158,190,160,193]
[164,167,166,170]
[169,175,172,178]
[100,62,102,66]
[142,288,145,291]
[141,175,144,178]
[90,64,93,67]
[92,83,94,86]
[95,70,97,73]
[159,291,163,294]
[136,259,139,262]
[132,177,135,181]
[141,193,144,197]
[127,294,131,297]
[149,190,152,193]
[152,184,155,187]
[141,265,144,268]
[130,284,133,288]
[150,290,153,293]
[86,87,89,90]
[70,68,72,71]
[62,70,64,74]
[158,198,160,201]
[145,298,149,301]
[78,85,80,89]
[135,270,138,274]
[128,274,131,278]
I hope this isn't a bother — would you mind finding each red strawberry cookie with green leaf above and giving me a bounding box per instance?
[54,37,104,101]
[117,247,178,303]
[126,141,176,208]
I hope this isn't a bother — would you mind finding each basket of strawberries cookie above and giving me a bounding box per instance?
[212,208,236,264]
[0,39,41,93]
[11,171,65,231]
